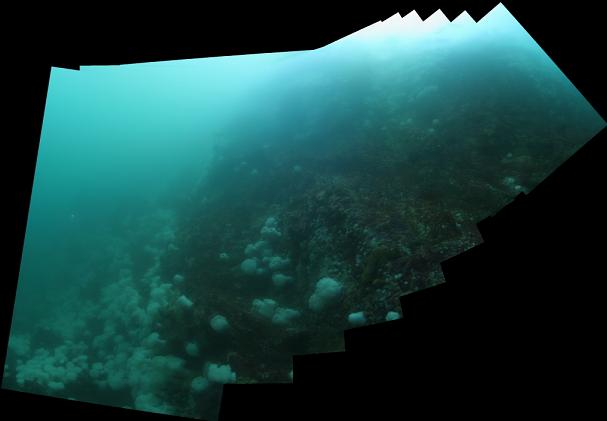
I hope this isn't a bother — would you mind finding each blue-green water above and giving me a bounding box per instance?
[3,4,605,419]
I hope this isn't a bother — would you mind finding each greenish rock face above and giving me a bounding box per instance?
[4,4,604,420]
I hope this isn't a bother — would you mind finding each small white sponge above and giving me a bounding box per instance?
[207,363,236,383]
[177,295,193,308]
[252,298,278,319]
[191,376,209,393]
[272,308,301,325]
[308,277,343,311]
[348,311,367,326]
[385,311,401,321]
[210,315,230,332]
